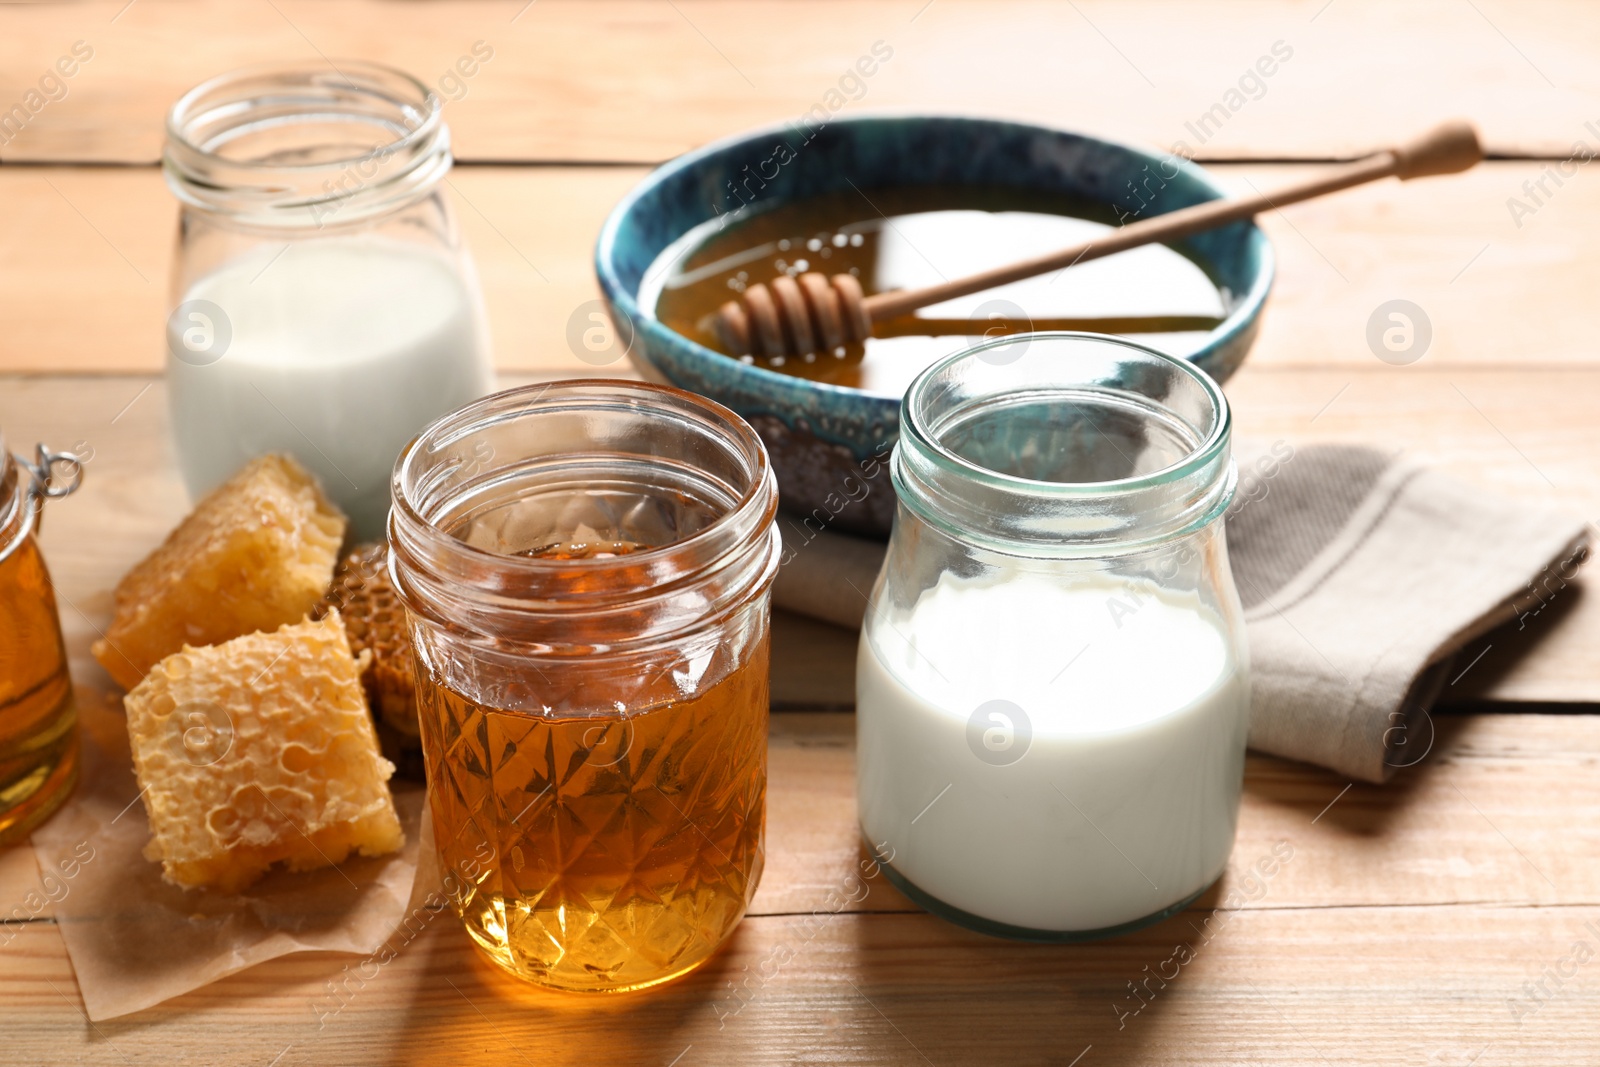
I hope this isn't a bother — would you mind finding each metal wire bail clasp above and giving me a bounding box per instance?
[0,443,85,565]
[21,444,85,505]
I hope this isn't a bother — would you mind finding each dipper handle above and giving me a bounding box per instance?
[1391,119,1484,180]
[714,120,1483,358]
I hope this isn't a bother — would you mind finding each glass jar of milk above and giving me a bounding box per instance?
[857,332,1250,940]
[163,62,493,539]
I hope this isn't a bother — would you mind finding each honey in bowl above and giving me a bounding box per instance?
[645,185,1236,396]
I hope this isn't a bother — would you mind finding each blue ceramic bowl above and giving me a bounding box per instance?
[596,114,1273,538]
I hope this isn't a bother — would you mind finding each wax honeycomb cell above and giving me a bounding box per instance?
[123,613,402,893]
[92,454,345,691]
[314,543,421,776]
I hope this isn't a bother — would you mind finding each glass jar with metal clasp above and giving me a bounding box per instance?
[0,435,84,846]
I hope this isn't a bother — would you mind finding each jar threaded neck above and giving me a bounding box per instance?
[388,381,781,655]
[894,332,1235,556]
[164,61,450,229]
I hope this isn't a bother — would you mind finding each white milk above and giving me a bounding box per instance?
[167,237,492,538]
[857,569,1248,933]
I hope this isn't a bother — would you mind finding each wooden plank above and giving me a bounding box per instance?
[0,384,850,748]
[770,611,858,711]
[6,702,1600,924]
[5,371,1594,703]
[4,712,1600,1061]
[1,0,1597,165]
[0,162,1594,376]
[770,711,1600,916]
[0,166,645,377]
[4,677,1597,1058]
[3,723,1600,1062]
[4,888,1598,1062]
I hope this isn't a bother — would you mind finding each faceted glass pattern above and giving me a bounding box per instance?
[419,638,769,993]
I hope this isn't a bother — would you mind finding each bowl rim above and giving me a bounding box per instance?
[595,110,1275,405]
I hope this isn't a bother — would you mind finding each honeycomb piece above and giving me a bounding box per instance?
[314,543,423,778]
[92,454,346,690]
[123,613,402,893]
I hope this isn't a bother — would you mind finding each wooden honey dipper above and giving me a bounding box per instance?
[713,120,1483,359]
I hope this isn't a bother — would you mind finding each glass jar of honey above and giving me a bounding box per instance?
[0,436,84,846]
[389,382,780,993]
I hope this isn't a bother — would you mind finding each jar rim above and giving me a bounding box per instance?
[166,60,440,172]
[389,380,780,630]
[0,440,25,564]
[894,332,1235,555]
[164,60,450,228]
[903,332,1230,498]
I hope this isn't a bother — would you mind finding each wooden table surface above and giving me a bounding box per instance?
[2,2,1599,1064]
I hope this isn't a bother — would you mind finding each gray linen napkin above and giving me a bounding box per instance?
[771,442,1591,783]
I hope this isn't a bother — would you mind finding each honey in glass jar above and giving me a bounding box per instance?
[0,437,84,846]
[389,382,779,993]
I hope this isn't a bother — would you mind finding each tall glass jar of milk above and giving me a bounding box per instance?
[857,332,1250,941]
[163,62,494,539]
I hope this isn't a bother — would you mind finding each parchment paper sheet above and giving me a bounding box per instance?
[31,705,428,1022]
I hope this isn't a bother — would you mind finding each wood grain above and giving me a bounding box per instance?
[2,371,1595,1059]
[8,903,1599,1066]
[5,904,1600,1066]
[2,161,1597,376]
[0,166,645,376]
[1,0,1596,165]
[1,2,1596,1059]
[5,372,1592,703]
[3,712,1599,1064]
[7,709,1599,922]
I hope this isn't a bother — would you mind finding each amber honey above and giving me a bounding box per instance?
[514,540,648,561]
[648,185,1231,396]
[391,383,780,994]
[0,500,77,846]
[417,630,769,993]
